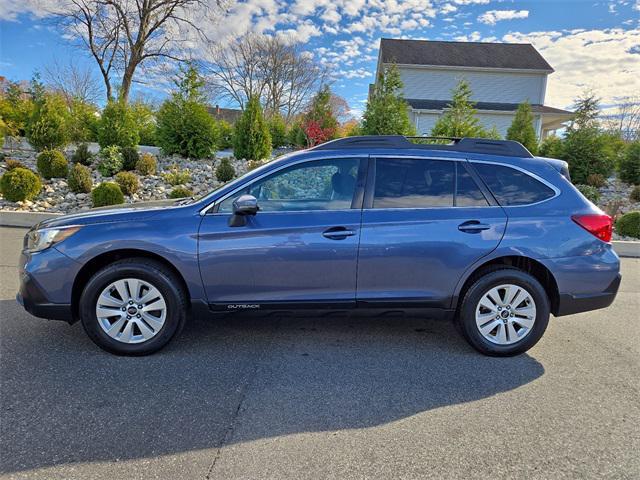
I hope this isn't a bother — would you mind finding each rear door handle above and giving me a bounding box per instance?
[458,220,491,233]
[322,227,356,240]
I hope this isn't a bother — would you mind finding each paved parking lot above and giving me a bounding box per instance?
[0,225,638,480]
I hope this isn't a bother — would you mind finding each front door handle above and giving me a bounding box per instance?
[458,220,491,233]
[322,227,356,240]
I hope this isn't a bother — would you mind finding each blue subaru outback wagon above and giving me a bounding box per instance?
[17,136,621,356]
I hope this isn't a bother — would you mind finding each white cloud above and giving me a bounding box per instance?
[440,3,458,14]
[503,28,640,108]
[338,67,372,79]
[634,0,640,11]
[478,10,529,25]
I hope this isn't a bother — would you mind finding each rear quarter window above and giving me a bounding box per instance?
[473,163,555,206]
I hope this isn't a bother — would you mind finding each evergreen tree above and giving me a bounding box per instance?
[156,64,218,158]
[562,93,614,183]
[361,64,415,136]
[97,100,139,149]
[303,85,338,146]
[506,101,538,154]
[233,95,271,160]
[26,93,69,151]
[431,79,485,138]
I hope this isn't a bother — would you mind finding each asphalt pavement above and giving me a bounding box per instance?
[0,226,638,480]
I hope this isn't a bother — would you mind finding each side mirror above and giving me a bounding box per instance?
[229,194,258,227]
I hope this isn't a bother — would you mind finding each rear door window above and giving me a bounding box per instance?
[373,158,454,208]
[473,163,555,206]
[456,165,489,207]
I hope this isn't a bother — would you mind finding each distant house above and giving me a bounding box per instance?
[208,104,242,124]
[374,38,572,139]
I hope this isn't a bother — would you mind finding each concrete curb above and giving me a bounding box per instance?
[612,241,640,258]
[1,210,639,258]
[0,211,62,228]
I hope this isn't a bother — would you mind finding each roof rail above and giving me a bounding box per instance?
[311,135,534,158]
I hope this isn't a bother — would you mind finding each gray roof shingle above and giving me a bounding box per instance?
[380,39,554,72]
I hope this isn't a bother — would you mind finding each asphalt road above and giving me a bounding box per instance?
[0,226,638,480]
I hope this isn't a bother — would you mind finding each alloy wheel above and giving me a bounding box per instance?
[95,278,167,344]
[475,283,536,345]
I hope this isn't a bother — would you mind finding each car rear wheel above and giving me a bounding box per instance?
[79,258,187,356]
[457,268,550,356]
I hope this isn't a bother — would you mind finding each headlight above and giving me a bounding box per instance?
[25,225,82,253]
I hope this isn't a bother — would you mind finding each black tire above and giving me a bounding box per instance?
[79,258,187,356]
[457,268,550,356]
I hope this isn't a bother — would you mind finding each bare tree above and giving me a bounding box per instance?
[202,34,328,121]
[203,33,268,110]
[53,0,229,102]
[43,58,103,104]
[602,96,640,141]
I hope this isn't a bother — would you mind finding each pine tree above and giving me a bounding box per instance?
[233,95,272,160]
[431,79,485,138]
[507,101,538,154]
[156,64,218,158]
[303,85,338,146]
[361,64,415,136]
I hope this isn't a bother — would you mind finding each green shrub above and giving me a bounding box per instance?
[131,101,156,146]
[268,114,287,149]
[114,171,139,195]
[97,100,139,149]
[156,99,217,158]
[586,173,606,188]
[97,146,123,176]
[5,158,25,170]
[68,99,99,143]
[538,135,564,158]
[136,153,157,175]
[163,164,191,185]
[67,163,93,193]
[630,186,640,202]
[615,211,640,238]
[121,146,140,171]
[169,186,193,199]
[26,93,69,151]
[234,95,271,160]
[91,182,124,207]
[217,120,234,149]
[288,122,307,148]
[215,158,235,182]
[619,141,640,185]
[71,143,93,166]
[156,66,217,158]
[0,167,41,202]
[36,149,68,179]
[576,184,601,204]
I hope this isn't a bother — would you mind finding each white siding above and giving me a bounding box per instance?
[399,66,546,104]
[413,110,544,139]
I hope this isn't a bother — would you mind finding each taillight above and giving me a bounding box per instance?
[571,214,613,242]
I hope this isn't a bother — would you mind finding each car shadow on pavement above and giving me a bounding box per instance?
[0,300,544,475]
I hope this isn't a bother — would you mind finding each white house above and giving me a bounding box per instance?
[374,38,572,139]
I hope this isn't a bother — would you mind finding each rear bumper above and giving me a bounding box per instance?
[555,273,621,316]
[541,247,621,317]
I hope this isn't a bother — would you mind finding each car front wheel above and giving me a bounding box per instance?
[457,268,550,356]
[79,258,187,356]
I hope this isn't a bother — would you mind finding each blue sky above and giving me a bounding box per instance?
[1,0,639,117]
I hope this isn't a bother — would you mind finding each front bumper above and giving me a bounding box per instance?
[17,246,78,323]
[16,277,73,322]
[555,273,621,316]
